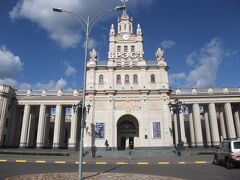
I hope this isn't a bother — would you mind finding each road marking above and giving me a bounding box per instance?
[35,160,46,164]
[75,161,86,164]
[178,162,186,164]
[137,162,149,165]
[158,162,170,165]
[96,162,107,165]
[116,162,128,165]
[16,160,27,163]
[195,161,207,164]
[0,160,7,163]
[54,161,66,164]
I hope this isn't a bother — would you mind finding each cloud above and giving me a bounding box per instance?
[0,46,23,78]
[160,40,176,49]
[9,0,156,48]
[35,78,67,90]
[170,38,225,88]
[65,63,77,77]
[0,78,17,87]
[186,38,224,88]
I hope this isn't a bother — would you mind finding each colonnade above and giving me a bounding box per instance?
[1,103,81,149]
[173,102,240,147]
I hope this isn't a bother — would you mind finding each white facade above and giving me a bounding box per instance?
[0,12,240,150]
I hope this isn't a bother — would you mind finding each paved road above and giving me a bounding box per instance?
[0,162,240,180]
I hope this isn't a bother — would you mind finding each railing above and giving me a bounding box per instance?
[172,87,240,96]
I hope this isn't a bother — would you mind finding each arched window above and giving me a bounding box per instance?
[151,74,155,83]
[125,75,129,84]
[133,75,138,84]
[117,75,121,84]
[99,75,104,84]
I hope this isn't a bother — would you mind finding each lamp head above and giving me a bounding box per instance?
[115,6,126,11]
[53,8,63,12]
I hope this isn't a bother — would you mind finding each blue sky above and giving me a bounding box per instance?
[0,0,239,90]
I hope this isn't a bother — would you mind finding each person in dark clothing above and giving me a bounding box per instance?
[105,140,109,151]
[91,146,97,158]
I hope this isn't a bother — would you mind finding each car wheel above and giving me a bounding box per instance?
[213,155,220,165]
[226,159,233,169]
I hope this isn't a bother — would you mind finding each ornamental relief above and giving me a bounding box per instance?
[114,100,141,110]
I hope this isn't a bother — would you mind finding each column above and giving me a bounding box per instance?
[0,98,8,146]
[179,112,186,145]
[233,109,240,137]
[53,105,62,149]
[219,106,226,140]
[192,103,203,146]
[224,103,236,138]
[19,105,30,148]
[204,110,211,146]
[189,108,195,147]
[208,103,220,146]
[7,105,17,146]
[36,105,46,148]
[68,107,77,148]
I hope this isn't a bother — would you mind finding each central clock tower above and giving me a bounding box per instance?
[107,8,145,66]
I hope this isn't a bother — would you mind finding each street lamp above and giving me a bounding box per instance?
[168,98,185,156]
[53,5,125,180]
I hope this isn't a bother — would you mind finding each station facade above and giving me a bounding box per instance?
[0,11,240,150]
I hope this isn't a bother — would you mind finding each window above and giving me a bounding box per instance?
[131,45,135,52]
[124,46,128,52]
[151,74,155,83]
[129,25,132,32]
[95,122,105,139]
[119,25,121,31]
[117,75,121,84]
[152,122,161,138]
[125,75,129,84]
[117,46,121,52]
[133,75,138,84]
[124,24,127,30]
[99,75,104,84]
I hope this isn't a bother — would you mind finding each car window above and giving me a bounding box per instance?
[233,142,240,149]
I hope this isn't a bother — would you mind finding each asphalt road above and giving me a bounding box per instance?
[0,163,240,180]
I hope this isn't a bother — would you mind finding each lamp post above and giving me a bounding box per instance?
[53,5,125,180]
[168,98,185,156]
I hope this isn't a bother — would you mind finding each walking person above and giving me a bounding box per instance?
[105,140,109,151]
[91,145,97,158]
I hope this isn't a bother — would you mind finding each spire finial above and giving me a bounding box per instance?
[121,0,128,17]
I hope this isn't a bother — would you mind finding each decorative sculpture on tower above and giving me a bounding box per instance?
[156,48,164,61]
[90,49,97,61]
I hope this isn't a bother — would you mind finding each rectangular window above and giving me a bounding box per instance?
[95,122,105,139]
[117,46,121,52]
[124,46,128,52]
[152,122,161,138]
[131,45,135,52]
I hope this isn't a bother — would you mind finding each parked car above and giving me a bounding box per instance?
[213,138,240,169]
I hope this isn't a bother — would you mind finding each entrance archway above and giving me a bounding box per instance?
[117,115,139,150]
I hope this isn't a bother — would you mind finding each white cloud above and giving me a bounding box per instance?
[9,0,156,48]
[186,38,224,88]
[186,51,197,66]
[35,78,67,90]
[160,40,176,49]
[0,46,23,78]
[65,63,77,77]
[170,38,225,88]
[0,78,17,87]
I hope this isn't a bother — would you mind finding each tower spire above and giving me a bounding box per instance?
[121,0,128,17]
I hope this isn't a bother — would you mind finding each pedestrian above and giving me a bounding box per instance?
[105,140,109,151]
[91,146,97,158]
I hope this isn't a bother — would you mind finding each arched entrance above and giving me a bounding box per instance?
[117,115,139,150]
